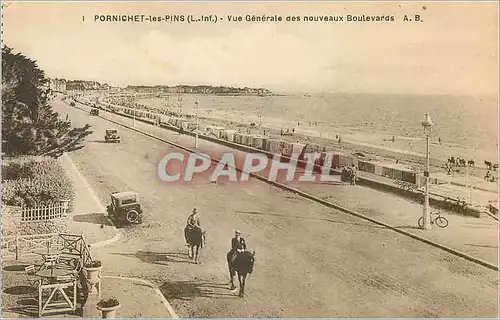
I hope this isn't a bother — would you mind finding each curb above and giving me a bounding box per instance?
[62,152,122,248]
[103,275,179,319]
[90,230,122,248]
[483,209,499,221]
[75,103,499,272]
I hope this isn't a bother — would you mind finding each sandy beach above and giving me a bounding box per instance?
[135,94,498,166]
[98,93,498,187]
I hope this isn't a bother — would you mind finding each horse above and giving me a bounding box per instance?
[226,250,255,298]
[185,226,206,264]
[485,161,492,170]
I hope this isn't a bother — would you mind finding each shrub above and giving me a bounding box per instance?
[1,157,75,210]
[84,260,102,268]
[97,297,119,308]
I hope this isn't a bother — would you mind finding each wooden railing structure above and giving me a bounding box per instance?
[38,277,79,317]
[2,232,91,262]
[2,232,97,317]
[2,233,59,260]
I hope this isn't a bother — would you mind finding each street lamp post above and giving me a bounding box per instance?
[195,99,199,148]
[466,165,472,204]
[133,103,135,127]
[421,112,433,230]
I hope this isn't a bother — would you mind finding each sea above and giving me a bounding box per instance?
[137,93,499,162]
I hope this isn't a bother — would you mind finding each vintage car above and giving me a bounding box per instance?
[107,191,143,225]
[90,108,99,116]
[104,129,120,143]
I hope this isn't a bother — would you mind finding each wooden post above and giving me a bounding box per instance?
[38,280,42,317]
[15,232,19,260]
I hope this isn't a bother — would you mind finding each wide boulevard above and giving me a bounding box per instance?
[53,98,498,318]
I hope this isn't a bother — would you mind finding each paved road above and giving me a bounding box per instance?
[55,99,498,318]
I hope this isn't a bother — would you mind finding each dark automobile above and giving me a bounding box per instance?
[107,191,143,225]
[104,129,120,143]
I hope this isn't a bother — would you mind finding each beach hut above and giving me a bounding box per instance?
[246,135,255,147]
[330,152,341,169]
[338,152,354,167]
[374,162,384,176]
[241,134,251,146]
[225,130,237,142]
[261,137,270,152]
[234,133,242,144]
[251,136,264,149]
[281,141,292,157]
[268,139,282,155]
[291,142,306,159]
[239,134,247,145]
[401,170,417,184]
[358,160,376,174]
[160,115,169,125]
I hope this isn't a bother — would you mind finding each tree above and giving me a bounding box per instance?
[2,46,92,157]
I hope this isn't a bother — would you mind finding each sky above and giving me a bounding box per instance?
[2,1,498,95]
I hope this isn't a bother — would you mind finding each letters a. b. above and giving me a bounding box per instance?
[404,14,422,22]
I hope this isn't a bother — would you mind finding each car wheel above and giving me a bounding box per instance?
[126,210,140,223]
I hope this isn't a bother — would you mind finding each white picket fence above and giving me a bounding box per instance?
[20,200,70,222]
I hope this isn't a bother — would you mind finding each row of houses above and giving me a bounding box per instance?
[48,78,119,93]
[125,85,272,95]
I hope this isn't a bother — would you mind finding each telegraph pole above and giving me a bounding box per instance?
[195,99,199,148]
[421,112,433,230]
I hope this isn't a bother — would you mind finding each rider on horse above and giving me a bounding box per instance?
[230,230,247,265]
[185,208,200,246]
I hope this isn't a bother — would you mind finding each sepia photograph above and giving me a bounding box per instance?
[1,0,498,318]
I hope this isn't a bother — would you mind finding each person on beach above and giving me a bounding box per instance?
[351,164,357,185]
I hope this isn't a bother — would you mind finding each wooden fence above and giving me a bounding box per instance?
[1,232,91,262]
[21,201,69,222]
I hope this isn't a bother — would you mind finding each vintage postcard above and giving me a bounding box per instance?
[1,1,498,318]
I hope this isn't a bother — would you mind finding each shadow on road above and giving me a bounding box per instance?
[160,280,236,301]
[3,264,29,272]
[394,226,421,230]
[235,210,386,229]
[3,286,36,295]
[72,213,113,226]
[109,250,193,265]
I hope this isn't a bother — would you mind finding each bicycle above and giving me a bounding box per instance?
[418,210,449,228]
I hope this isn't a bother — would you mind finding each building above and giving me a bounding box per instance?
[48,78,67,93]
